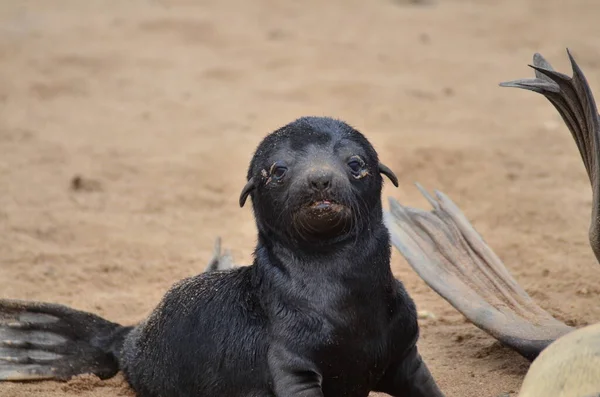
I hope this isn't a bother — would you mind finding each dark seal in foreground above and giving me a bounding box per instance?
[0,117,444,397]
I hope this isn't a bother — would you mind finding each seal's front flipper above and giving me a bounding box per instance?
[384,187,574,360]
[204,237,236,272]
[0,299,131,381]
[375,345,445,397]
[500,50,600,265]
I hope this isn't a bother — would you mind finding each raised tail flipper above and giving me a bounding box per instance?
[384,51,600,360]
[0,299,133,381]
[500,50,600,264]
[384,186,574,360]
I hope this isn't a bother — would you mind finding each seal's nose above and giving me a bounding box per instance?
[308,171,332,192]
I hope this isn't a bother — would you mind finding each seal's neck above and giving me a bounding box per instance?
[253,221,393,283]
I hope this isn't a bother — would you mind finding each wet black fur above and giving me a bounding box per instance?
[1,117,444,397]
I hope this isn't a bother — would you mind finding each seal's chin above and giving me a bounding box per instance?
[293,200,352,239]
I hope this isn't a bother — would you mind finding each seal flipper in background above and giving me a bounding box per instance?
[384,187,574,361]
[0,299,133,381]
[500,50,600,265]
[383,50,600,360]
[203,237,236,272]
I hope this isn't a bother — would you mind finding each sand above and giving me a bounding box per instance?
[1,0,600,396]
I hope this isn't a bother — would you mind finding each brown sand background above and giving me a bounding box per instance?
[1,0,600,396]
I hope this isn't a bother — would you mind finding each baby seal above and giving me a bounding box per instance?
[0,116,444,397]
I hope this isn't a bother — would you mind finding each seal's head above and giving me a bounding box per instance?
[239,116,398,245]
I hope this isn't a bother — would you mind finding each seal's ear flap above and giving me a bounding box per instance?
[239,177,255,207]
[378,163,399,187]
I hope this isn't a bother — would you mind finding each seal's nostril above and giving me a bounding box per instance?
[309,173,332,191]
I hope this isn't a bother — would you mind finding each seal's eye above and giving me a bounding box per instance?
[347,156,365,176]
[270,162,288,181]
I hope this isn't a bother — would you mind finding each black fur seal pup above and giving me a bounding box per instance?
[0,116,445,397]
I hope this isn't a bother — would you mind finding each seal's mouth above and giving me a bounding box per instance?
[309,199,345,212]
[290,198,352,240]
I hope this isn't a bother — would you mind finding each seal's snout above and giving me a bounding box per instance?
[308,169,333,192]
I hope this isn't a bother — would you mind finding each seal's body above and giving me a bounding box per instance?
[0,117,444,397]
[121,231,419,397]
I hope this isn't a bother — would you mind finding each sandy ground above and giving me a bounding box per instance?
[1,0,600,396]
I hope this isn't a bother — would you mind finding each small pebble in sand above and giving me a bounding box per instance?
[417,310,436,320]
[577,287,590,296]
[70,175,103,192]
